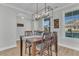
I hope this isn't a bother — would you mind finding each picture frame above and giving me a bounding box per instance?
[54,19,59,28]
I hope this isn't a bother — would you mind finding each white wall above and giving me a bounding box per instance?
[0,5,17,51]
[0,4,31,51]
[1,3,79,51]
[16,14,32,40]
[24,19,32,31]
[52,4,79,51]
[33,19,44,31]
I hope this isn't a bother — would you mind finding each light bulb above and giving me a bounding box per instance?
[21,16,24,19]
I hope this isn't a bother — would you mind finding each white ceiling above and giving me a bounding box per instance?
[8,3,71,14]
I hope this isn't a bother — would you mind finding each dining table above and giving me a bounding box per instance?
[20,35,43,56]
[20,32,58,56]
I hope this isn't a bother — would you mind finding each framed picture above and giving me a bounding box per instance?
[54,19,59,28]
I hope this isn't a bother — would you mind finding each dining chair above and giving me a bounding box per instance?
[52,32,58,56]
[25,31,32,56]
[25,31,32,36]
[48,32,58,56]
[36,32,58,56]
[36,32,52,56]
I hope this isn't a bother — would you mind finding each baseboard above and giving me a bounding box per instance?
[0,44,16,51]
[59,43,79,51]
[17,39,20,40]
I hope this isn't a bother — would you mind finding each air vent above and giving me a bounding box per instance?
[17,23,24,27]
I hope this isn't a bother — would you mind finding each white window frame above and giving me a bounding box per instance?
[63,6,79,40]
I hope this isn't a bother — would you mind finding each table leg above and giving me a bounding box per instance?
[50,45,52,56]
[31,42,36,56]
[20,36,23,56]
[55,37,58,56]
[29,47,31,56]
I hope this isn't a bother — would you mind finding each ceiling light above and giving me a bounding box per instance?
[21,16,24,19]
[33,3,53,20]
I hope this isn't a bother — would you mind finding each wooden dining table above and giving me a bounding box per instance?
[20,35,42,56]
[20,32,58,56]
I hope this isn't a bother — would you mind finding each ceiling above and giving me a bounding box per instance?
[8,3,71,15]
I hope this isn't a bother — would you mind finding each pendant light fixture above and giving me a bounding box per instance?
[35,3,38,20]
[34,3,53,20]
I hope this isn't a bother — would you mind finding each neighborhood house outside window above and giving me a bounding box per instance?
[65,10,79,38]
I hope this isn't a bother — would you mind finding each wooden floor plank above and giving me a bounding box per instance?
[0,40,79,56]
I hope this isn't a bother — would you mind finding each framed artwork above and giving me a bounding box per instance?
[54,19,59,28]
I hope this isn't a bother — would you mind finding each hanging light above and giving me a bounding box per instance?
[34,3,52,20]
[35,3,39,20]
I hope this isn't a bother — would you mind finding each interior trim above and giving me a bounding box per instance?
[53,4,77,12]
[59,43,79,51]
[0,45,16,51]
[0,3,32,15]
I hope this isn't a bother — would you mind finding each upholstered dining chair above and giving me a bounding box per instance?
[36,32,58,56]
[52,32,58,56]
[36,32,52,56]
[48,32,58,56]
[25,31,32,56]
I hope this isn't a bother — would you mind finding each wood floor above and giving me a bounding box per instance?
[0,40,79,56]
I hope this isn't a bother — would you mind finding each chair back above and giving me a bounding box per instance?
[42,32,57,47]
[51,32,57,45]
[25,31,32,36]
[41,32,52,48]
[42,32,51,40]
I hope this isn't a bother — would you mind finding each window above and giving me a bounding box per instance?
[44,18,50,32]
[65,10,79,38]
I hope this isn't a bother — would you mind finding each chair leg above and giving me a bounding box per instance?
[50,46,52,56]
[48,47,50,56]
[25,44,27,54]
[55,43,58,56]
[29,47,31,56]
[25,47,27,54]
[40,50,43,56]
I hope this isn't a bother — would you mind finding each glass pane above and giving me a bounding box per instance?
[44,18,50,32]
[73,10,79,15]
[65,10,79,38]
[65,12,72,17]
